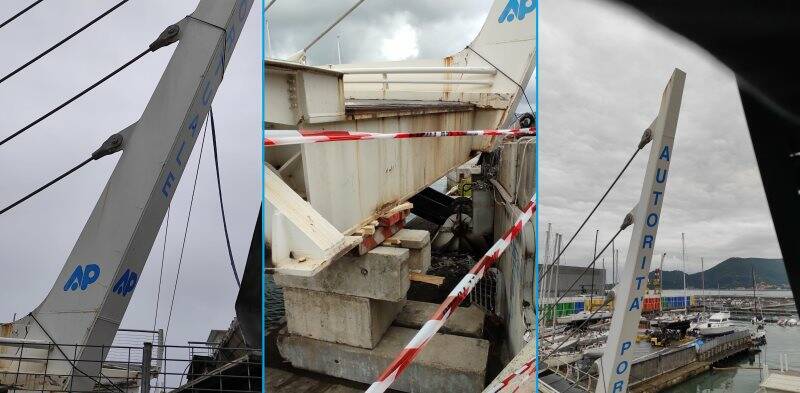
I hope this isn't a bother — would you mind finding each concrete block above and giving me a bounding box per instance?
[274,246,410,302]
[389,229,430,249]
[394,300,485,338]
[277,326,490,393]
[407,242,431,273]
[283,287,403,349]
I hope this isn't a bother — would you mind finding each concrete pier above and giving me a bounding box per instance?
[283,288,403,349]
[277,326,490,393]
[388,229,432,273]
[394,300,485,338]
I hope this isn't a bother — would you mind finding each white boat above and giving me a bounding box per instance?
[697,312,735,336]
[556,310,613,325]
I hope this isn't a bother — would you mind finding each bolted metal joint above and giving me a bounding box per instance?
[149,24,180,52]
[92,133,124,160]
[638,128,653,149]
[620,213,634,230]
[605,289,615,303]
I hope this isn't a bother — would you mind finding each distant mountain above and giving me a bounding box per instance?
[648,257,788,290]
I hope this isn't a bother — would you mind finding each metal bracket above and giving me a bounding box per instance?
[149,24,180,52]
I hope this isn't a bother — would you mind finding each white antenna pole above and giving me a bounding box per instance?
[304,0,366,53]
[337,33,342,64]
[266,20,273,57]
[611,239,617,289]
[542,223,551,301]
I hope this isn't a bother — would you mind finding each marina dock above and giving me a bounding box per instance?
[541,330,754,393]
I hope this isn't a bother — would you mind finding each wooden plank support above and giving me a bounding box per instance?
[409,272,445,287]
[354,203,413,255]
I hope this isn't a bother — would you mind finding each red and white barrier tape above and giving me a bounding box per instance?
[485,357,536,393]
[264,127,535,146]
[366,194,536,393]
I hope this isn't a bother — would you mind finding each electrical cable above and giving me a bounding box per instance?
[164,116,208,342]
[538,129,652,286]
[0,0,44,30]
[0,0,130,85]
[209,108,241,287]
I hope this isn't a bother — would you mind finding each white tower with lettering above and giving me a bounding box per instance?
[596,69,685,393]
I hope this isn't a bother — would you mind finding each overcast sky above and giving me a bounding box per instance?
[0,1,260,346]
[538,0,782,279]
[266,0,535,111]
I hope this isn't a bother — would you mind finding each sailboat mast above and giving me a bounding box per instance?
[592,229,598,302]
[681,232,687,313]
[752,265,757,319]
[659,252,665,313]
[701,257,705,312]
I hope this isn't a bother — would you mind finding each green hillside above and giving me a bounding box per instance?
[649,257,788,289]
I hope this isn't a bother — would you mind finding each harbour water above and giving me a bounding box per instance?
[665,323,800,393]
[265,274,285,326]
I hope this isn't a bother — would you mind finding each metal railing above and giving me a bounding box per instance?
[552,361,597,392]
[0,338,260,392]
[629,345,696,386]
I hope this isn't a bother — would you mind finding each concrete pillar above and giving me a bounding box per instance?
[394,300,485,338]
[283,288,403,349]
[274,246,410,302]
[388,229,432,273]
[277,326,490,393]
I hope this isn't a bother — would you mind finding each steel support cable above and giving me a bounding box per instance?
[466,45,534,115]
[538,129,653,286]
[0,0,44,30]
[209,108,241,287]
[0,0,130,85]
[28,313,125,392]
[0,133,123,215]
[152,207,170,331]
[164,116,208,342]
[0,23,180,148]
[541,214,632,334]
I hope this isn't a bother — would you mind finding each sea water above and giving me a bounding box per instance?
[665,323,800,393]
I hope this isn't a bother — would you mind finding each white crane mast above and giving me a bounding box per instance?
[1,1,253,391]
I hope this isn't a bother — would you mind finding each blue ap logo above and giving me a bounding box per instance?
[499,0,536,23]
[113,269,138,297]
[63,264,100,291]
